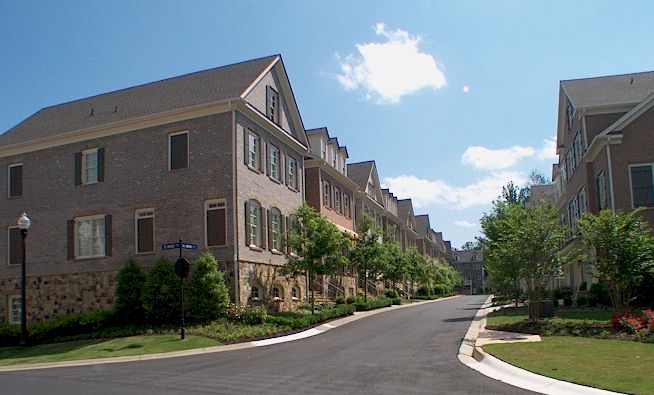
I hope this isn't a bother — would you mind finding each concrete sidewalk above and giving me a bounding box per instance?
[0,295,460,372]
[457,296,624,395]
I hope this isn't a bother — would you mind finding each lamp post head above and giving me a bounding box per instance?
[18,212,31,230]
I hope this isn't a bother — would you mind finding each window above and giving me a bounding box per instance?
[454,254,459,261]
[320,139,327,160]
[343,194,351,218]
[251,286,260,301]
[247,200,262,247]
[268,145,280,180]
[597,171,608,210]
[472,254,478,261]
[631,165,654,208]
[287,156,297,189]
[82,148,99,184]
[292,286,300,300]
[341,156,346,175]
[573,132,584,164]
[334,188,341,213]
[8,296,21,325]
[323,181,332,208]
[566,147,576,179]
[75,215,107,258]
[135,208,155,254]
[568,196,579,230]
[7,227,22,266]
[206,200,226,247]
[266,86,279,124]
[331,147,337,167]
[566,98,575,131]
[248,131,260,169]
[287,215,297,255]
[8,163,22,197]
[270,207,282,251]
[272,285,283,300]
[169,131,189,170]
[578,187,587,215]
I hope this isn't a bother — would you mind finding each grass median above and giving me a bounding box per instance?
[483,336,654,395]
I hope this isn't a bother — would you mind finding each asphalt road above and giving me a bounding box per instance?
[0,295,532,394]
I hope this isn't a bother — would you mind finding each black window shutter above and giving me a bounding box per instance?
[265,144,270,176]
[105,215,112,256]
[244,128,249,166]
[9,165,22,197]
[266,86,272,119]
[280,214,287,252]
[9,228,22,266]
[285,216,291,254]
[67,220,75,260]
[259,140,265,172]
[97,148,105,182]
[74,153,82,186]
[267,209,273,250]
[260,207,267,248]
[244,201,251,246]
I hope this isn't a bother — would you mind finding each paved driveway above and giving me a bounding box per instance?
[0,295,532,394]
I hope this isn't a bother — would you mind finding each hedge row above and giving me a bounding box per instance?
[354,297,393,311]
[411,294,453,301]
[267,304,356,329]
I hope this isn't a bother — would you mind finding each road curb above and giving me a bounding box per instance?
[457,297,625,395]
[0,295,460,372]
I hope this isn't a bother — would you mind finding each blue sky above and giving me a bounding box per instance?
[2,1,654,248]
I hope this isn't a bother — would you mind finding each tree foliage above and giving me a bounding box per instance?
[283,203,350,312]
[187,252,230,322]
[350,215,386,301]
[578,209,654,307]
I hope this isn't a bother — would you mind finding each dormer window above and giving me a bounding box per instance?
[266,86,279,124]
[331,147,337,168]
[320,139,327,160]
[341,156,346,174]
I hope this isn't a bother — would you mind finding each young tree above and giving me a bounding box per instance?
[381,241,409,293]
[283,203,350,313]
[578,209,654,307]
[460,241,476,250]
[350,215,385,301]
[187,252,230,322]
[141,257,181,325]
[114,260,146,324]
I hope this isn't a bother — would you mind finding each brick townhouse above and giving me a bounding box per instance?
[452,249,485,294]
[304,127,358,299]
[552,71,654,291]
[0,55,311,322]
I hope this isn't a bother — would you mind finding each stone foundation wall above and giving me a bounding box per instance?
[0,270,117,324]
[238,261,306,311]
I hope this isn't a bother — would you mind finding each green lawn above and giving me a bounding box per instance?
[486,306,617,326]
[484,336,654,395]
[0,335,219,366]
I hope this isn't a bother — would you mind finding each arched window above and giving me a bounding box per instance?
[270,207,282,251]
[251,285,261,301]
[272,285,283,300]
[291,286,300,300]
[247,199,261,247]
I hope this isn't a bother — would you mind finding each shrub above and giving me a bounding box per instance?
[590,283,611,306]
[141,257,181,325]
[354,297,393,311]
[187,252,230,322]
[0,324,21,346]
[576,295,588,306]
[391,297,402,305]
[335,297,346,304]
[563,296,573,307]
[114,260,146,324]
[345,296,357,304]
[267,304,355,329]
[588,295,599,307]
[433,284,452,295]
[578,281,588,291]
[15,310,116,345]
[224,304,267,325]
[417,286,432,297]
[385,289,400,299]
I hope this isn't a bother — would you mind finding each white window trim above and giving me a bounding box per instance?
[8,295,21,325]
[205,199,227,247]
[6,226,18,267]
[628,163,654,209]
[74,214,106,259]
[248,130,260,170]
[249,200,261,248]
[270,207,282,251]
[269,144,280,180]
[81,147,99,185]
[7,163,22,198]
[168,130,189,171]
[134,208,155,254]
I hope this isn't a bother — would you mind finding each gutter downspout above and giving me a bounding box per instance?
[606,137,616,213]
[232,105,241,305]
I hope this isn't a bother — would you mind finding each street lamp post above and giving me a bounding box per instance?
[18,212,31,347]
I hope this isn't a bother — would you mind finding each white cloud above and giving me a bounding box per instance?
[336,23,446,103]
[383,171,527,210]
[538,136,558,160]
[454,220,478,228]
[461,145,535,171]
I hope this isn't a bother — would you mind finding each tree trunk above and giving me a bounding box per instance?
[309,269,315,315]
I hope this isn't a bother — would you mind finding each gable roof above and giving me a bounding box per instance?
[347,161,374,190]
[562,70,654,109]
[1,55,279,147]
[414,215,430,236]
[397,199,417,231]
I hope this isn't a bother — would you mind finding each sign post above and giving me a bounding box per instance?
[163,239,197,340]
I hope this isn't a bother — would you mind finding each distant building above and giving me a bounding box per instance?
[452,249,485,294]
